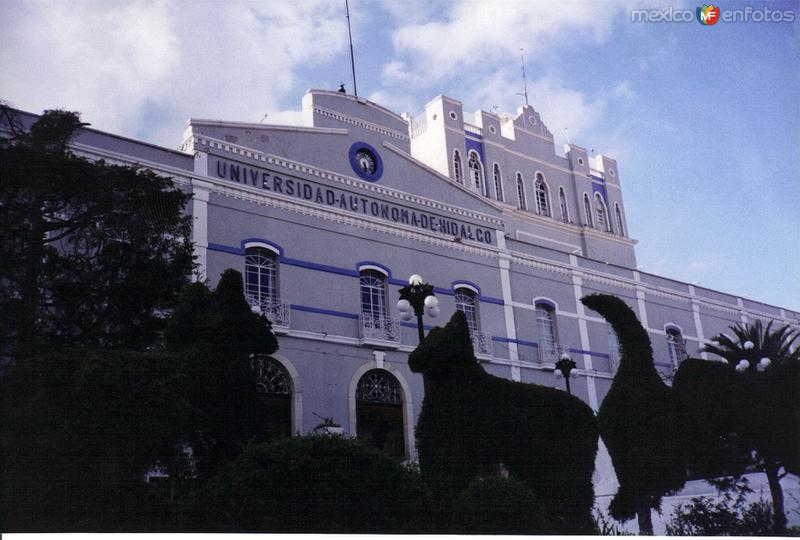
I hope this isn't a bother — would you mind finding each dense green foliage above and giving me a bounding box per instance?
[665,496,774,536]
[673,319,800,533]
[451,475,552,533]
[581,294,686,533]
[196,435,430,532]
[0,107,193,355]
[0,350,193,531]
[409,311,598,533]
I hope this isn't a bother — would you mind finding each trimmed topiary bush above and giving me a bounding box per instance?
[451,475,552,534]
[196,435,430,532]
[581,293,686,534]
[409,311,598,533]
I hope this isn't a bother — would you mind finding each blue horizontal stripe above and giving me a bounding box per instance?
[480,296,505,305]
[400,322,434,331]
[569,348,610,359]
[491,336,538,348]
[289,304,359,320]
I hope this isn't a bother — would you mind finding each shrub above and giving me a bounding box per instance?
[196,435,430,532]
[665,496,774,536]
[451,475,552,534]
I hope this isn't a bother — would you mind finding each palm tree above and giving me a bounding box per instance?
[702,320,800,534]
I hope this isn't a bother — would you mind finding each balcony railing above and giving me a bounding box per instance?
[470,330,493,359]
[359,314,401,348]
[538,342,569,364]
[248,297,291,333]
[463,122,483,137]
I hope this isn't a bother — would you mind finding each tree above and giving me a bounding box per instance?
[166,269,279,479]
[0,350,194,531]
[580,294,686,535]
[0,106,193,356]
[675,319,800,534]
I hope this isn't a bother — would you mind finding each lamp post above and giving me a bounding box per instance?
[554,352,578,395]
[397,274,439,342]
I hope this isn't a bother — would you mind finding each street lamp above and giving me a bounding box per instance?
[554,352,578,395]
[397,274,439,342]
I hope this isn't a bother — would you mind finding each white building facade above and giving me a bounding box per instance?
[19,89,799,528]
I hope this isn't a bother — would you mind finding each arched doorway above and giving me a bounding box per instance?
[252,355,293,439]
[355,369,405,459]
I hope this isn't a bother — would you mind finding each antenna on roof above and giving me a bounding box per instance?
[517,48,529,107]
[345,0,358,97]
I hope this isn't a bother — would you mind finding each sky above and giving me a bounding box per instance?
[2,0,798,312]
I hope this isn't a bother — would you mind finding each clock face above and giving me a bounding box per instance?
[348,142,383,182]
[355,149,377,175]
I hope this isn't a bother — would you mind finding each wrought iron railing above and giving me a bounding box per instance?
[538,342,569,364]
[359,314,401,344]
[470,330,493,358]
[248,297,291,329]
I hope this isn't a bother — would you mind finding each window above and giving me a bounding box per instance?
[454,287,480,334]
[356,370,405,459]
[595,194,611,232]
[360,269,387,320]
[245,246,278,305]
[251,355,292,438]
[516,173,527,211]
[608,325,620,372]
[467,151,484,194]
[666,327,687,367]
[536,302,558,362]
[493,163,504,202]
[615,203,625,237]
[583,193,594,228]
[534,173,551,217]
[453,150,463,184]
[559,187,570,223]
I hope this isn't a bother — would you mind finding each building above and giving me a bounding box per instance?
[8,89,799,526]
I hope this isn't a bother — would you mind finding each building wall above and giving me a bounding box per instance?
[16,89,798,514]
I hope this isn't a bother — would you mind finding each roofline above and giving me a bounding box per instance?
[306,88,408,123]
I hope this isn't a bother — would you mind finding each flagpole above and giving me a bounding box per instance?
[345,0,358,97]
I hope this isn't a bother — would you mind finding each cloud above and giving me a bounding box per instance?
[385,1,635,86]
[611,80,636,99]
[0,0,349,147]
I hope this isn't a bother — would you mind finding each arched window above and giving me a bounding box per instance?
[356,369,405,459]
[615,203,625,237]
[493,163,504,202]
[360,269,387,320]
[666,327,687,367]
[583,193,594,228]
[559,187,570,223]
[595,193,610,232]
[535,302,559,363]
[454,287,480,334]
[251,355,292,438]
[467,151,484,194]
[453,150,463,184]
[245,246,278,305]
[516,173,527,211]
[534,173,551,217]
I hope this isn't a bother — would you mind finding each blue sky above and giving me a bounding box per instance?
[2,0,798,312]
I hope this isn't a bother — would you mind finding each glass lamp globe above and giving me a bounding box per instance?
[424,295,439,309]
[554,369,563,379]
[401,311,414,321]
[744,341,755,350]
[569,368,579,379]
[397,299,411,312]
[426,305,440,318]
[409,274,423,286]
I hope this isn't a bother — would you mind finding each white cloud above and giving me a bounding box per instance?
[385,1,635,85]
[0,0,349,147]
[611,80,636,99]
